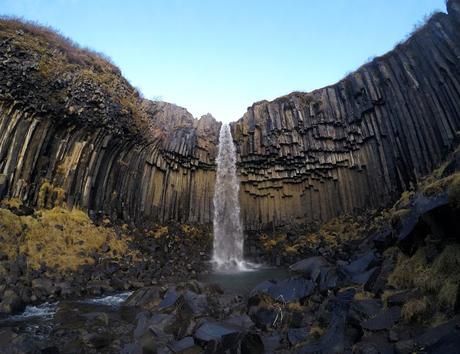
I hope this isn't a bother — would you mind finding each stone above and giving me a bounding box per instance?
[183,290,207,316]
[167,336,196,353]
[361,307,402,331]
[0,289,24,315]
[385,289,421,307]
[159,288,183,311]
[287,327,309,346]
[289,256,330,281]
[194,321,243,352]
[31,277,55,297]
[340,251,377,278]
[353,334,394,354]
[123,286,161,308]
[240,332,264,354]
[349,299,383,323]
[250,277,315,303]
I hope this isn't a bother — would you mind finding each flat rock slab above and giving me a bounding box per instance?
[350,299,383,322]
[288,327,310,346]
[341,251,377,278]
[290,256,330,281]
[158,288,183,310]
[194,321,243,342]
[123,287,161,308]
[361,306,401,331]
[250,277,315,303]
[167,336,196,353]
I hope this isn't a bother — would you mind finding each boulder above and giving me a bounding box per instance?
[194,321,244,353]
[297,289,355,354]
[0,289,24,315]
[123,286,161,309]
[240,332,264,354]
[349,299,383,323]
[167,336,198,353]
[159,288,183,311]
[31,277,55,297]
[287,327,309,346]
[183,290,207,316]
[385,289,421,307]
[289,256,330,281]
[340,251,377,278]
[415,317,460,350]
[250,277,315,303]
[353,334,394,354]
[361,307,401,331]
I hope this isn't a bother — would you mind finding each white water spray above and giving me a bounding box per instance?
[212,124,254,272]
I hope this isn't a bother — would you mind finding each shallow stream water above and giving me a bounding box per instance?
[0,291,133,338]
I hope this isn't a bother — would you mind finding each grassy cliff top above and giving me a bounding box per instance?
[0,17,151,138]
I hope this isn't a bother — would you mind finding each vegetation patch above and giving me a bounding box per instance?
[388,245,460,315]
[0,201,138,271]
[402,296,430,323]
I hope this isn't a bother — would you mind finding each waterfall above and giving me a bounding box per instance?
[212,124,251,272]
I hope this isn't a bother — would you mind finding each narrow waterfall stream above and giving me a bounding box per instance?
[212,124,254,272]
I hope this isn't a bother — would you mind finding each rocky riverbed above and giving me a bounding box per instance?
[1,148,460,353]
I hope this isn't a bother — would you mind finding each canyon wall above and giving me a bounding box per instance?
[0,0,460,230]
[0,19,220,224]
[232,1,460,229]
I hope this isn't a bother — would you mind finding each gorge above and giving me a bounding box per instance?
[0,0,460,353]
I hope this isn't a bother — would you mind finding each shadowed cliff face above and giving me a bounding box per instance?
[232,2,460,229]
[0,0,460,229]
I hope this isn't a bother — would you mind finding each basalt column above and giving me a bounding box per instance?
[232,2,460,230]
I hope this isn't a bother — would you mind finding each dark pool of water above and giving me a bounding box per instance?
[199,267,292,294]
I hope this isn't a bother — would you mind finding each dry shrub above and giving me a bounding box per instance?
[0,204,137,271]
[402,297,430,323]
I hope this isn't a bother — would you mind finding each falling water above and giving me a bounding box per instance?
[212,124,252,272]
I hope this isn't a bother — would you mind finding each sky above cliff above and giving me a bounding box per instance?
[1,0,446,123]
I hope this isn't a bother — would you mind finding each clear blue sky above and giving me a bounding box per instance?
[1,0,446,122]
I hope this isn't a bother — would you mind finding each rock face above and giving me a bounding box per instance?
[0,18,221,224]
[0,2,460,229]
[232,1,460,229]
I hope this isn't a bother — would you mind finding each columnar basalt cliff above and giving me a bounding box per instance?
[0,19,220,225]
[232,1,460,229]
[0,0,460,231]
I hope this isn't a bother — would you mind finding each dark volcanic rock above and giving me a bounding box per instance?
[361,307,402,331]
[123,287,161,309]
[297,288,355,354]
[194,321,244,352]
[250,277,315,303]
[0,289,24,315]
[289,256,330,281]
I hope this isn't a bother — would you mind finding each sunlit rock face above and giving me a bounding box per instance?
[232,3,460,230]
[0,0,459,230]
[0,18,221,225]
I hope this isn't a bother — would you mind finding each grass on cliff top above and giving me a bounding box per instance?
[0,203,138,271]
[0,17,150,136]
